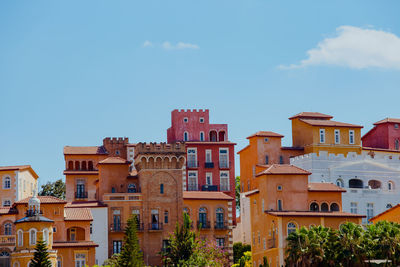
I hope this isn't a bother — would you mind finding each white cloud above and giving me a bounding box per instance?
[162,41,199,50]
[280,26,400,70]
[142,40,153,48]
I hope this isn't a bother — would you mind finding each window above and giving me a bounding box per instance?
[387,203,393,209]
[160,184,164,194]
[349,130,355,144]
[132,209,140,226]
[368,180,381,189]
[53,227,57,233]
[262,199,265,212]
[75,253,86,267]
[43,228,49,244]
[258,231,260,244]
[367,203,374,222]
[29,228,37,245]
[127,184,137,193]
[200,131,205,141]
[199,207,207,227]
[164,211,169,224]
[334,129,340,144]
[205,150,212,163]
[396,139,399,150]
[277,185,282,191]
[17,229,23,246]
[188,171,198,191]
[183,117,188,123]
[151,209,160,230]
[388,181,394,191]
[3,177,11,189]
[162,240,171,253]
[336,179,344,188]
[310,202,319,212]
[115,150,120,155]
[57,257,62,267]
[209,130,217,142]
[220,171,229,191]
[216,238,225,247]
[350,202,357,214]
[184,132,189,141]
[319,129,325,143]
[216,208,224,228]
[395,124,399,129]
[187,148,197,168]
[219,148,229,168]
[183,207,189,215]
[263,237,266,250]
[264,138,269,142]
[3,200,11,207]
[199,117,204,123]
[206,173,212,185]
[70,228,76,241]
[330,203,339,211]
[4,223,12,235]
[76,179,86,198]
[265,155,269,164]
[349,179,363,189]
[321,203,329,212]
[287,222,296,235]
[279,156,284,164]
[277,199,282,211]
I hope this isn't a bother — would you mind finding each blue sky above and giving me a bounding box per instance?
[1,0,400,186]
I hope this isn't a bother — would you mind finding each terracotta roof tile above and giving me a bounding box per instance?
[98,157,131,164]
[266,211,365,217]
[183,191,233,200]
[0,165,38,178]
[246,131,284,139]
[63,146,108,155]
[64,208,93,221]
[15,196,67,204]
[299,119,363,128]
[308,183,346,192]
[65,201,107,208]
[289,112,333,120]
[256,164,311,176]
[374,118,400,125]
[52,241,98,248]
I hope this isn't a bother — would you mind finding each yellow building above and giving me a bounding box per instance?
[370,204,400,224]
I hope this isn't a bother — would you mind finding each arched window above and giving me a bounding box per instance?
[218,131,225,142]
[368,180,381,189]
[330,203,340,212]
[321,203,329,212]
[209,131,217,142]
[388,181,394,191]
[57,257,62,267]
[75,161,80,170]
[216,208,224,229]
[81,161,87,170]
[68,161,73,170]
[17,229,23,247]
[128,184,137,193]
[349,179,363,189]
[13,261,20,267]
[29,228,37,245]
[88,161,94,171]
[0,251,10,256]
[160,184,164,194]
[198,207,208,228]
[310,202,319,212]
[200,131,205,141]
[287,222,297,235]
[184,132,189,142]
[43,228,49,245]
[3,176,11,189]
[336,179,344,188]
[4,223,12,235]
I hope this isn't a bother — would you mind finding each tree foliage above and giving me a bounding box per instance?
[285,221,400,267]
[235,176,241,211]
[233,242,251,263]
[39,179,66,199]
[232,251,252,267]
[117,214,144,267]
[30,238,52,267]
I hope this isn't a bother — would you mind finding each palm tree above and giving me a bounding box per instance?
[336,222,365,267]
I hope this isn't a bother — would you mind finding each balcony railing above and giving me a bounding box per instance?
[214,221,229,230]
[204,162,214,168]
[188,184,198,191]
[103,193,142,201]
[75,191,88,199]
[187,161,199,168]
[219,161,231,169]
[149,223,163,231]
[0,235,15,246]
[220,185,230,192]
[110,223,144,232]
[197,221,211,230]
[201,185,218,191]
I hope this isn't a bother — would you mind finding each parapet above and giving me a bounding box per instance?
[173,109,209,113]
[134,142,186,156]
[103,137,129,145]
[290,151,400,164]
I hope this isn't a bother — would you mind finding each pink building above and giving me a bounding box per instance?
[362,118,400,151]
[167,109,236,224]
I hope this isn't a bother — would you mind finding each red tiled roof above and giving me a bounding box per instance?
[362,147,400,153]
[185,141,236,145]
[289,112,333,120]
[266,211,365,218]
[0,207,13,215]
[247,131,284,139]
[52,241,98,248]
[244,189,259,197]
[183,191,233,200]
[64,208,93,221]
[299,119,363,128]
[63,146,108,155]
[0,165,38,178]
[15,196,67,204]
[98,157,131,164]
[374,118,400,125]
[370,204,400,222]
[256,164,311,176]
[308,183,346,192]
[65,201,107,208]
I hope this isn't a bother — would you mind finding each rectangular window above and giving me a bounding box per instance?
[279,156,284,164]
[216,238,225,247]
[263,237,266,250]
[277,199,283,211]
[205,150,212,163]
[187,148,197,168]
[334,129,340,144]
[367,203,374,222]
[75,253,86,267]
[220,171,229,191]
[206,173,212,185]
[319,129,325,143]
[188,171,198,191]
[265,155,269,164]
[219,148,229,168]
[3,200,11,207]
[349,130,355,144]
[113,241,122,254]
[164,211,169,224]
[350,202,357,214]
[200,131,205,141]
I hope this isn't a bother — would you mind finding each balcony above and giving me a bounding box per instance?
[204,162,214,168]
[214,221,229,230]
[0,235,15,246]
[75,191,88,199]
[110,223,144,232]
[201,185,218,191]
[197,221,211,230]
[188,184,198,191]
[149,223,163,231]
[103,193,142,201]
[187,161,199,169]
[219,161,231,169]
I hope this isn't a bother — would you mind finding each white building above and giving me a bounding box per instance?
[291,151,400,224]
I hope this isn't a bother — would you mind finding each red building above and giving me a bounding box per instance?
[167,109,236,224]
[362,118,400,151]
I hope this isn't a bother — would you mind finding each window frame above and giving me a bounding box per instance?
[3,176,11,189]
[349,130,355,144]
[29,228,37,246]
[319,129,325,143]
[334,129,340,144]
[219,171,230,191]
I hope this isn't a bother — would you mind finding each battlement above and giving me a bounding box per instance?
[172,109,209,113]
[135,142,186,156]
[103,137,129,144]
[290,151,400,164]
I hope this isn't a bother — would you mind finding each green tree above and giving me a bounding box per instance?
[117,214,144,267]
[39,179,66,199]
[336,222,365,267]
[30,238,52,267]
[235,176,241,211]
[232,251,252,267]
[233,242,251,263]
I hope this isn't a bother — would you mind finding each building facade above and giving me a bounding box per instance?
[362,118,400,151]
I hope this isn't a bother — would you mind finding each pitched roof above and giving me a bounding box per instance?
[64,208,93,221]
[52,241,98,248]
[0,165,38,178]
[266,211,365,218]
[374,118,400,125]
[369,203,400,222]
[15,196,67,204]
[308,183,346,192]
[65,201,107,208]
[256,164,311,176]
[0,207,16,215]
[299,119,363,128]
[244,189,259,197]
[183,191,233,200]
[98,157,131,164]
[289,112,333,120]
[63,146,108,155]
[247,131,284,139]
[15,215,54,224]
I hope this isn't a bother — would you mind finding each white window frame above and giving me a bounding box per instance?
[188,171,198,191]
[43,228,49,245]
[187,148,197,168]
[3,199,11,207]
[183,117,188,123]
[319,129,325,143]
[334,129,340,144]
[366,203,374,222]
[219,148,229,168]
[350,202,357,214]
[3,176,11,189]
[29,228,37,246]
[205,150,212,163]
[199,117,204,123]
[388,181,394,191]
[349,130,355,144]
[17,229,23,247]
[200,131,205,141]
[206,173,212,185]
[183,131,189,142]
[219,171,230,191]
[75,253,86,267]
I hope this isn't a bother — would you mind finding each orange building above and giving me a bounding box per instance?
[370,203,400,224]
[248,164,364,267]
